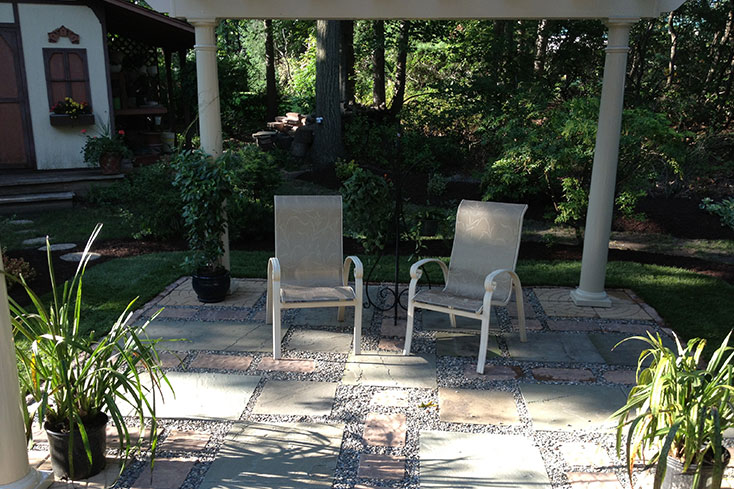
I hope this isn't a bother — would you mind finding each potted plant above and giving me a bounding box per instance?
[81,125,133,174]
[8,224,171,480]
[613,332,734,489]
[50,97,94,126]
[171,149,233,303]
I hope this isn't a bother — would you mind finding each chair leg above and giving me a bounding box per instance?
[353,303,362,355]
[337,303,345,322]
[272,278,282,358]
[266,275,273,325]
[477,307,491,374]
[513,279,527,342]
[403,302,416,355]
[449,307,456,328]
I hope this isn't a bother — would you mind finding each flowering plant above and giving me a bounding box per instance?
[51,97,91,118]
[81,125,132,164]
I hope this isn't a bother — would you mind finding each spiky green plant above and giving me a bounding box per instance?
[8,224,172,477]
[613,332,734,489]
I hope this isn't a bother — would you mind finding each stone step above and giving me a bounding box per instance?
[0,191,75,214]
[0,169,124,198]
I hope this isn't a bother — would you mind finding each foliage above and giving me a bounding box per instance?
[171,149,232,272]
[481,96,686,230]
[1,247,35,291]
[51,97,91,117]
[427,172,448,201]
[613,332,734,489]
[8,226,170,476]
[81,126,133,165]
[700,198,734,231]
[342,167,394,254]
[86,163,184,240]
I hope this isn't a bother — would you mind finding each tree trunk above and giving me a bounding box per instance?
[265,19,277,121]
[314,20,343,170]
[372,20,386,108]
[340,20,355,107]
[666,11,678,88]
[630,20,655,100]
[533,19,548,75]
[390,20,410,115]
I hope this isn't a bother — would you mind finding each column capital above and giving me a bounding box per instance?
[605,17,639,27]
[188,18,218,27]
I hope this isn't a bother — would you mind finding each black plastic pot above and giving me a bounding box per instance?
[662,451,730,489]
[192,268,231,303]
[45,412,108,480]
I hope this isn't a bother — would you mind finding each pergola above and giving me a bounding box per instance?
[0,1,685,488]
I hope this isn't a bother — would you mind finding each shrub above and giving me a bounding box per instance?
[342,167,394,254]
[1,248,35,290]
[700,197,734,231]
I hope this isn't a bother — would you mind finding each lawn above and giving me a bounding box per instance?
[51,250,734,350]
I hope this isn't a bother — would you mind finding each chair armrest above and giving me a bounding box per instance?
[410,258,449,283]
[268,257,281,282]
[483,268,517,292]
[343,256,364,283]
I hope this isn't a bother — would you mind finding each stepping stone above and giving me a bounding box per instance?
[603,370,637,385]
[420,431,552,489]
[157,351,185,368]
[531,367,595,382]
[160,430,210,451]
[505,332,606,364]
[593,303,652,321]
[511,318,544,331]
[158,278,265,307]
[60,251,101,262]
[378,337,403,351]
[9,219,33,225]
[342,352,437,389]
[380,317,406,337]
[22,237,48,246]
[253,380,337,417]
[560,442,612,468]
[199,422,343,489]
[521,384,628,430]
[436,331,502,358]
[542,302,599,318]
[142,371,260,420]
[48,457,119,486]
[464,364,523,381]
[547,320,600,332]
[286,328,353,353]
[363,413,406,446]
[257,357,315,373]
[357,454,405,480]
[145,320,285,352]
[438,388,520,425]
[152,307,197,320]
[371,389,410,407]
[106,424,152,450]
[190,353,253,371]
[290,306,372,328]
[422,309,498,332]
[131,458,196,489]
[566,472,623,489]
[588,332,673,367]
[37,243,75,252]
[198,308,251,322]
[534,287,574,302]
[601,323,656,335]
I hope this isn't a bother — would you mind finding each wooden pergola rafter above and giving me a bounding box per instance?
[0,3,686,487]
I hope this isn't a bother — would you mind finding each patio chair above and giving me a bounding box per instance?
[403,200,528,374]
[266,195,364,359]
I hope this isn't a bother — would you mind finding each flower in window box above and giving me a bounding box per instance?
[51,97,92,119]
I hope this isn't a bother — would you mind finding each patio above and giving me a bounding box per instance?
[26,277,716,489]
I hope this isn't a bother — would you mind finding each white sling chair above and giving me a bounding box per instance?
[266,195,364,359]
[403,200,528,374]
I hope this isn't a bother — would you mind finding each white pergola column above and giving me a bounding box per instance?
[191,19,230,271]
[570,19,635,307]
[0,250,52,489]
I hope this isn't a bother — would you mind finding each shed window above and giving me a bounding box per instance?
[42,48,91,109]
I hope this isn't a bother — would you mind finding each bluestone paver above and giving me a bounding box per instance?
[521,384,628,430]
[439,388,520,425]
[559,442,613,468]
[148,371,261,420]
[253,380,338,417]
[506,332,606,364]
[199,422,343,489]
[463,364,523,381]
[286,328,354,353]
[158,278,265,307]
[145,320,285,352]
[420,431,552,489]
[257,357,315,373]
[436,332,502,358]
[342,352,437,388]
[160,430,211,451]
[290,306,372,327]
[421,309,498,332]
[190,353,253,370]
[131,458,196,489]
[566,472,624,489]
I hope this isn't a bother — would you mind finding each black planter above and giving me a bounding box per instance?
[662,451,730,489]
[45,412,108,480]
[192,269,231,303]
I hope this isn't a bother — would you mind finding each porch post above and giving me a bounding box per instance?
[0,250,52,489]
[191,19,230,270]
[570,18,635,307]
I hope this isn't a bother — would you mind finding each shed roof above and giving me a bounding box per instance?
[100,0,194,50]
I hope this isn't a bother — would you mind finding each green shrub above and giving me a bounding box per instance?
[342,167,394,254]
[700,197,734,231]
[86,163,184,240]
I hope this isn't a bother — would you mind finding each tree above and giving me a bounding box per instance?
[313,20,342,169]
[390,20,411,115]
[265,19,277,120]
[340,20,355,107]
[372,20,386,108]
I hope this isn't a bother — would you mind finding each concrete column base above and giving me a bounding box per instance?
[1,468,52,489]
[570,288,612,308]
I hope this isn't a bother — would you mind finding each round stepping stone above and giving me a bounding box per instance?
[9,219,33,225]
[22,237,48,246]
[37,243,76,252]
[14,229,36,235]
[60,252,101,262]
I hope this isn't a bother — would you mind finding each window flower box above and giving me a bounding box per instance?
[49,113,95,127]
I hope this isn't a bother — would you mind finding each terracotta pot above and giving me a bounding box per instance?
[99,153,122,174]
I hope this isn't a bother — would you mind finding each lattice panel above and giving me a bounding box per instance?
[107,33,157,69]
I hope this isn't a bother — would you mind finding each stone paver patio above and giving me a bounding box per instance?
[31,279,718,489]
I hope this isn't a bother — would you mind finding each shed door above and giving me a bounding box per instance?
[0,27,34,169]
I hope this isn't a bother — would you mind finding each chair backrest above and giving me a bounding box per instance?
[445,200,527,303]
[274,195,344,286]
